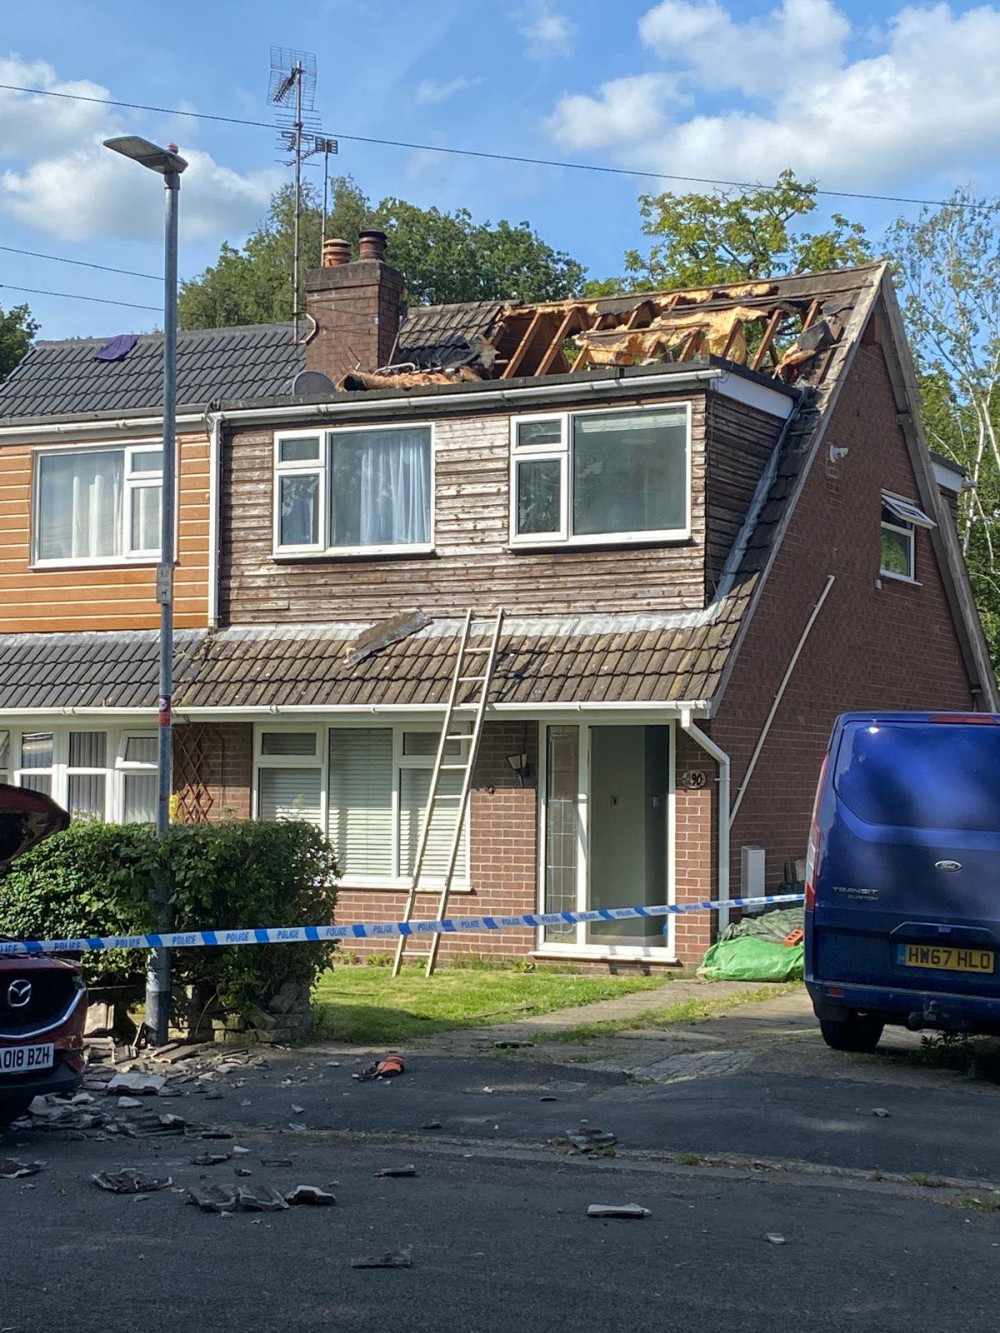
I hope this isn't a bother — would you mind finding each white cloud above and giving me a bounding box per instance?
[544,74,685,152]
[520,2,576,59]
[415,76,481,105]
[0,54,281,243]
[545,1,1000,191]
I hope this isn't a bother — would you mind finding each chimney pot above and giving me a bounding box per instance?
[358,229,388,261]
[322,238,351,268]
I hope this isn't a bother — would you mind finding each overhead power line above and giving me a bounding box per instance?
[0,244,159,281]
[0,79,994,212]
[0,282,159,311]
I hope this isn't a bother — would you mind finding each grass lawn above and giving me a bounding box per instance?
[311,964,669,1044]
[530,983,800,1043]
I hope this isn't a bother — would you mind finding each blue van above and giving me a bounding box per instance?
[805,711,1000,1053]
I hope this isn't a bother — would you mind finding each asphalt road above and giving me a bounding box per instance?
[1,1134,998,1333]
[212,1049,1000,1182]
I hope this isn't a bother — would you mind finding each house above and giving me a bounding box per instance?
[0,232,993,968]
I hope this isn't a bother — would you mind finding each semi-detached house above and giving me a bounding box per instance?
[0,233,994,967]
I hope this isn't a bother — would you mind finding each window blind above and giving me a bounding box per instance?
[398,769,468,880]
[327,729,393,876]
[258,767,323,825]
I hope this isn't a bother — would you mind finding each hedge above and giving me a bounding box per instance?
[0,820,338,1018]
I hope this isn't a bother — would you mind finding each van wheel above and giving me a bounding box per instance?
[0,1097,32,1131]
[819,1015,884,1054]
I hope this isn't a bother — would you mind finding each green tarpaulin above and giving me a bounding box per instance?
[697,905,805,982]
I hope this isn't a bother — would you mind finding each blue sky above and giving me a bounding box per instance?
[3,0,1000,339]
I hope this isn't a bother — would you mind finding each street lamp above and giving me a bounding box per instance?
[104,135,188,1047]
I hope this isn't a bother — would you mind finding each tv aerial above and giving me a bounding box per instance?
[268,47,338,343]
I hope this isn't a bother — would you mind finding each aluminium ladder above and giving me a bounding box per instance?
[391,608,505,978]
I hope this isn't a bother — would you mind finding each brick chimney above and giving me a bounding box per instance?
[304,230,404,382]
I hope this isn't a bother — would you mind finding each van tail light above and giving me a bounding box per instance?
[928,713,998,724]
[804,752,829,913]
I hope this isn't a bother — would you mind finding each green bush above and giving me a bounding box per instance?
[0,820,338,1017]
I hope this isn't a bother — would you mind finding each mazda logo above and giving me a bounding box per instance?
[7,979,31,1009]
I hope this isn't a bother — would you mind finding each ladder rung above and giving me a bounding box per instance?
[446,732,473,741]
[458,674,487,682]
[431,793,462,800]
[439,763,468,771]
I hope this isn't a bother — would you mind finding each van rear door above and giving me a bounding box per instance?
[814,717,1000,996]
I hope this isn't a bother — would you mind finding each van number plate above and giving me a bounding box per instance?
[897,944,995,974]
[0,1043,54,1075]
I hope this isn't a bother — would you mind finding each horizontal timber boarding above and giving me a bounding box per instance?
[0,433,211,633]
[221,392,709,623]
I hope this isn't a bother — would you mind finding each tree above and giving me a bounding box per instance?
[179,177,585,329]
[586,169,872,295]
[886,191,1000,664]
[0,303,39,381]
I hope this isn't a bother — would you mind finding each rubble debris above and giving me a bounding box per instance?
[106,1073,167,1097]
[285,1185,336,1206]
[117,1096,142,1110]
[353,1054,406,1082]
[872,1108,891,1118]
[192,1153,231,1167]
[568,1127,617,1153]
[261,1158,294,1168]
[586,1204,650,1220]
[351,1248,413,1269]
[421,1121,442,1131]
[0,1159,43,1179]
[235,1167,253,1177]
[188,1184,238,1214]
[374,1165,417,1178]
[765,1233,787,1246]
[93,1169,173,1194]
[237,1185,288,1213]
[539,1096,558,1103]
[346,611,430,668]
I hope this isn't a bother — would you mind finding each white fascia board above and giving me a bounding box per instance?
[0,413,204,445]
[932,460,964,495]
[711,371,794,420]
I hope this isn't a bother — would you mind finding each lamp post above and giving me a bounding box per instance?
[103,135,188,1047]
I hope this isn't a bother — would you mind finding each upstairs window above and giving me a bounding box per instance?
[274,426,433,556]
[34,444,163,565]
[510,405,690,547]
[880,492,935,582]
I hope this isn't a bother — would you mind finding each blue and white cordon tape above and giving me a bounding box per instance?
[0,893,804,957]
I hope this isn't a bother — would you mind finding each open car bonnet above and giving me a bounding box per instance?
[0,782,69,870]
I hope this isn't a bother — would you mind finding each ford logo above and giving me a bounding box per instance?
[7,979,31,1008]
[935,860,962,873]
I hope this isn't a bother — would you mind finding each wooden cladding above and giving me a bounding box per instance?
[221,393,710,624]
[0,433,211,633]
[704,397,787,597]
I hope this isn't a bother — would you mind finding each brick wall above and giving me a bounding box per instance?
[305,259,404,384]
[673,729,717,961]
[174,722,252,822]
[715,324,980,894]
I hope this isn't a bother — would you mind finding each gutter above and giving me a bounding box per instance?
[680,708,731,935]
[0,412,206,444]
[0,699,713,720]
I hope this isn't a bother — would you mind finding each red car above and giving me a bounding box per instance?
[0,785,87,1129]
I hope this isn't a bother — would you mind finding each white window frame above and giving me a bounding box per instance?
[535,721,676,962]
[273,422,436,559]
[0,728,9,785]
[32,440,167,568]
[6,726,158,820]
[116,731,160,822]
[252,722,471,891]
[509,402,692,549]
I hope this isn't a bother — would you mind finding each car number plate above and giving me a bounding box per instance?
[0,1043,54,1075]
[896,944,995,974]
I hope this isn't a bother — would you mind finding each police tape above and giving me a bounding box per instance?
[0,893,805,957]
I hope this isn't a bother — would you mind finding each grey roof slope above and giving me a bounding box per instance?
[396,301,503,369]
[0,631,205,710]
[0,324,304,420]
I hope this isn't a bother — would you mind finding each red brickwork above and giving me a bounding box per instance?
[174,722,253,822]
[673,728,717,961]
[715,330,978,895]
[305,259,404,384]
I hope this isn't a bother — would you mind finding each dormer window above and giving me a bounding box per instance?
[274,425,433,557]
[510,404,691,547]
[33,443,163,566]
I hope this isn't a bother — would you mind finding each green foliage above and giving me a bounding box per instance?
[886,191,1000,668]
[179,176,585,329]
[0,820,337,1016]
[586,169,872,295]
[0,302,39,381]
